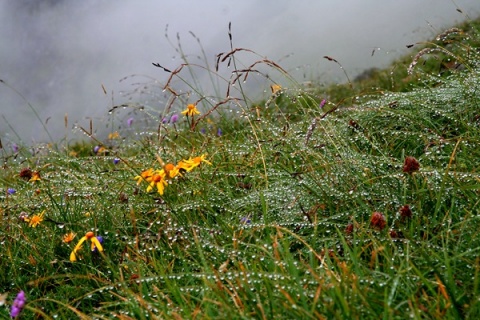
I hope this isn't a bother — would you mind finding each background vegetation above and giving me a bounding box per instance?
[1,17,480,319]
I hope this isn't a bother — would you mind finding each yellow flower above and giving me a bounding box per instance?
[62,232,76,243]
[164,163,180,179]
[70,231,104,262]
[134,168,169,195]
[192,154,212,166]
[24,210,45,228]
[181,104,201,117]
[176,160,191,172]
[146,170,168,195]
[29,171,41,182]
[134,168,155,185]
[177,154,212,172]
[270,84,282,94]
[108,131,120,139]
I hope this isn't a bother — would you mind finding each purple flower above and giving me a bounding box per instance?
[217,128,222,136]
[169,113,179,124]
[7,188,16,195]
[200,128,206,134]
[93,145,101,154]
[113,158,120,165]
[161,117,168,124]
[240,216,251,224]
[11,143,19,153]
[319,99,326,109]
[10,290,26,318]
[126,117,134,127]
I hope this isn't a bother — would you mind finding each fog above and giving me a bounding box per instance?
[1,0,479,145]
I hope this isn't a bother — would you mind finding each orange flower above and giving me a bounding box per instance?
[62,232,77,243]
[23,210,45,228]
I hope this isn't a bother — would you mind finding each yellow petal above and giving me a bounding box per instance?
[69,251,77,262]
[73,236,87,252]
[156,182,165,195]
[70,236,88,262]
[90,237,104,252]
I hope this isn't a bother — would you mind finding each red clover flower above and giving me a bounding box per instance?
[400,205,412,219]
[370,212,386,230]
[403,156,420,173]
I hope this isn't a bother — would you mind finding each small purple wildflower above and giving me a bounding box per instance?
[93,145,101,154]
[200,128,206,134]
[7,188,16,195]
[170,113,179,124]
[240,216,251,224]
[161,117,168,124]
[113,158,120,165]
[126,117,134,127]
[319,99,326,109]
[217,128,222,136]
[10,290,26,318]
[11,143,19,153]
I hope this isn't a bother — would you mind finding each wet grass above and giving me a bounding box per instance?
[1,17,480,320]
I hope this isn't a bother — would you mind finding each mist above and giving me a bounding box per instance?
[1,0,479,146]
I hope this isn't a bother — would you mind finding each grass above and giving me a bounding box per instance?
[1,16,480,319]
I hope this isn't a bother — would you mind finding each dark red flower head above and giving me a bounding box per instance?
[403,156,420,173]
[19,167,33,180]
[370,212,386,230]
[399,205,412,219]
[345,223,354,235]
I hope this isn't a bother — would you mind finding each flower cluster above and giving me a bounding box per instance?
[19,167,41,182]
[134,154,212,195]
[10,290,26,318]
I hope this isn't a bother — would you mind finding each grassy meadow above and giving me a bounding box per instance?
[1,18,480,319]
